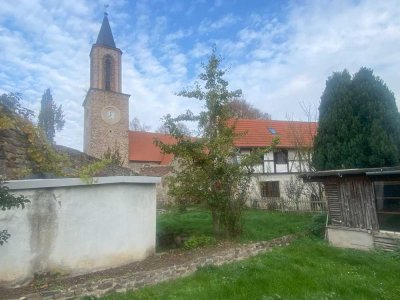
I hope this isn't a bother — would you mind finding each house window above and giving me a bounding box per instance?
[274,150,288,164]
[374,181,400,232]
[260,181,280,198]
[104,57,112,91]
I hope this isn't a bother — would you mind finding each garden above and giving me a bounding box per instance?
[156,208,315,250]
[102,237,400,300]
[2,206,399,300]
[100,208,399,300]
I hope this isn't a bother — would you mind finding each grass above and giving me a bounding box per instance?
[239,209,316,242]
[157,208,315,249]
[102,238,400,300]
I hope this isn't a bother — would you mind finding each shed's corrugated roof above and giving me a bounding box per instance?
[301,166,400,181]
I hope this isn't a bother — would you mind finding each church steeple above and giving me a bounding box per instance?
[88,12,122,92]
[83,13,130,164]
[95,13,116,48]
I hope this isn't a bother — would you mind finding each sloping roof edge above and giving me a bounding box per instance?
[301,166,400,181]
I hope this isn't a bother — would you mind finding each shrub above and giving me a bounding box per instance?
[183,235,216,250]
[0,178,30,245]
[308,213,327,238]
[78,159,111,184]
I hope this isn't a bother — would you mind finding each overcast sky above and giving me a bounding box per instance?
[1,0,400,151]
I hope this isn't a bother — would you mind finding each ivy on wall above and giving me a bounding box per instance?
[0,94,69,179]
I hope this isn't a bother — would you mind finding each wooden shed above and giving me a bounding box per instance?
[302,167,400,251]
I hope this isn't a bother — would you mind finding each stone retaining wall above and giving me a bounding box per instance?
[0,128,134,180]
[15,235,295,300]
[0,128,34,179]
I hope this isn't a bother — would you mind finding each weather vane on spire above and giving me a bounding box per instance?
[104,4,109,16]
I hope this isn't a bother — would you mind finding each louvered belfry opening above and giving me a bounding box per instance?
[104,56,112,91]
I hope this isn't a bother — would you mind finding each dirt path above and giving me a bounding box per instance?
[0,235,295,300]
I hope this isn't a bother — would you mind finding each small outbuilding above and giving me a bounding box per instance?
[302,167,400,251]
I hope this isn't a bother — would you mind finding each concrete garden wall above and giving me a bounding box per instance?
[326,226,374,250]
[0,176,160,286]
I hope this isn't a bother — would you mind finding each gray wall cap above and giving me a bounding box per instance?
[5,176,161,190]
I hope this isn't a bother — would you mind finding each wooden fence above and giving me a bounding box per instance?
[251,197,327,213]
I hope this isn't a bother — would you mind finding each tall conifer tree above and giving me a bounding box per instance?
[38,88,65,143]
[313,68,400,170]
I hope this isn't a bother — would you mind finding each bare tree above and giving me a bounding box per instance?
[156,122,191,136]
[284,176,305,211]
[129,117,151,131]
[286,103,324,205]
[228,98,271,120]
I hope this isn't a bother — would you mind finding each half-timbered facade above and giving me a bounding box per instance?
[233,119,317,205]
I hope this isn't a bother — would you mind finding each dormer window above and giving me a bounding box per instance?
[104,56,112,91]
[268,128,277,135]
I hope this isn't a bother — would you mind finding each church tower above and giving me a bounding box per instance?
[83,13,130,164]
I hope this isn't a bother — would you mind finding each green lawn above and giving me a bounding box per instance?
[102,238,400,300]
[156,208,315,249]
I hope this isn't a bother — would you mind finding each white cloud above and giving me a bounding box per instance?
[1,0,400,152]
[225,0,400,120]
[188,42,210,60]
[0,0,100,149]
[199,14,239,34]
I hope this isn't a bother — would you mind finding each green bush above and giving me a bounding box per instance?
[183,235,215,250]
[308,213,327,238]
[1,178,30,245]
[78,159,111,184]
[81,296,97,300]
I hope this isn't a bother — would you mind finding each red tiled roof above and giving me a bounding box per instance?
[128,120,318,163]
[232,119,318,148]
[128,131,176,165]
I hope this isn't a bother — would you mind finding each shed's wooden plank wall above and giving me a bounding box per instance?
[325,177,379,230]
[373,232,400,251]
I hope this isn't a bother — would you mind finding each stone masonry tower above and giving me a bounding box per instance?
[83,13,130,164]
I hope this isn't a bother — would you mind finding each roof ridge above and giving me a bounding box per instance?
[232,118,317,124]
[129,130,172,137]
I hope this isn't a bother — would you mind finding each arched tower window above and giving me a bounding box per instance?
[104,56,113,91]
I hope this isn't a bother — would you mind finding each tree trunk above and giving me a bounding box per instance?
[211,210,222,238]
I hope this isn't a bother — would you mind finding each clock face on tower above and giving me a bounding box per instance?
[101,106,121,125]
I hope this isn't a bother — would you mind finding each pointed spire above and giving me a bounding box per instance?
[96,12,116,48]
